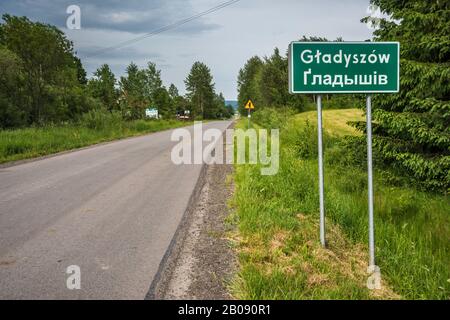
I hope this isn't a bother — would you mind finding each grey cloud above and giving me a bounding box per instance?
[76,45,161,61]
[0,0,220,34]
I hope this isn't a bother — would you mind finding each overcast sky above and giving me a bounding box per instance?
[1,0,374,100]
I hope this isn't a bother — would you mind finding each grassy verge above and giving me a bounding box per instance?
[0,119,192,164]
[230,109,449,299]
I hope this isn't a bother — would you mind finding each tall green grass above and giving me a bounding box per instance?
[0,115,192,163]
[230,120,378,299]
[230,109,449,299]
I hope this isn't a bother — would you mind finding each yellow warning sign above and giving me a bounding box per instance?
[245,100,255,110]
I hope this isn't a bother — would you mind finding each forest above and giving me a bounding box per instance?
[0,14,234,129]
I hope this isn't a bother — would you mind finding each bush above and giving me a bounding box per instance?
[290,120,319,159]
[322,95,362,110]
[252,107,295,129]
[283,118,337,161]
[79,109,123,130]
[131,120,151,132]
[337,134,449,193]
[4,140,33,156]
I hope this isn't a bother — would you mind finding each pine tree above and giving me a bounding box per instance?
[185,61,215,119]
[237,48,307,115]
[153,87,172,118]
[143,62,163,105]
[359,0,450,192]
[87,64,118,111]
[119,63,147,119]
[237,56,263,115]
[168,83,179,100]
[259,48,290,108]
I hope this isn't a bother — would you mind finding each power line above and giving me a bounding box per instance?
[82,0,241,59]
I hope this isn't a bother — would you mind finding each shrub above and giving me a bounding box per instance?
[4,140,33,156]
[79,109,123,130]
[322,95,362,110]
[252,107,295,129]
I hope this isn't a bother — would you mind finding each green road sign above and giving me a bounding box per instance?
[289,42,400,94]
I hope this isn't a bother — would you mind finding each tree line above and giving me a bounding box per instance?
[0,14,234,129]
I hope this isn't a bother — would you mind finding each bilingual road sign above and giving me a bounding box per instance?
[288,41,401,269]
[288,42,400,94]
[245,100,255,110]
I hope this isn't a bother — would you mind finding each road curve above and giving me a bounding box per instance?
[0,120,232,299]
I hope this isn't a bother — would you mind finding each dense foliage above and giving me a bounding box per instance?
[184,61,232,119]
[0,15,98,127]
[0,15,232,129]
[357,0,450,193]
[237,48,307,115]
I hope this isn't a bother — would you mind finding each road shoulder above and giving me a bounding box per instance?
[147,161,236,300]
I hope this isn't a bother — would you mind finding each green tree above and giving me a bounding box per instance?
[167,84,188,116]
[175,96,190,116]
[153,87,172,118]
[211,92,226,119]
[87,64,118,111]
[237,56,263,115]
[298,35,329,42]
[118,61,173,119]
[143,62,163,104]
[0,45,27,128]
[185,61,215,119]
[119,63,147,119]
[237,49,307,115]
[259,48,289,108]
[224,104,235,118]
[168,83,179,100]
[357,0,450,192]
[0,14,84,124]
[74,56,87,85]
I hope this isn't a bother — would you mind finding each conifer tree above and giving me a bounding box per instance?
[359,0,449,192]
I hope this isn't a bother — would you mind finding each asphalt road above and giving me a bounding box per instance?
[0,120,232,299]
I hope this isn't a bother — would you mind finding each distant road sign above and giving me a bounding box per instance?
[245,100,255,109]
[145,108,159,119]
[288,42,400,93]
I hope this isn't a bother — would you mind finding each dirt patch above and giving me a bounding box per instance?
[148,137,236,299]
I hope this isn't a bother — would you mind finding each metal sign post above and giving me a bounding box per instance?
[317,95,326,247]
[366,95,375,267]
[248,109,251,129]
